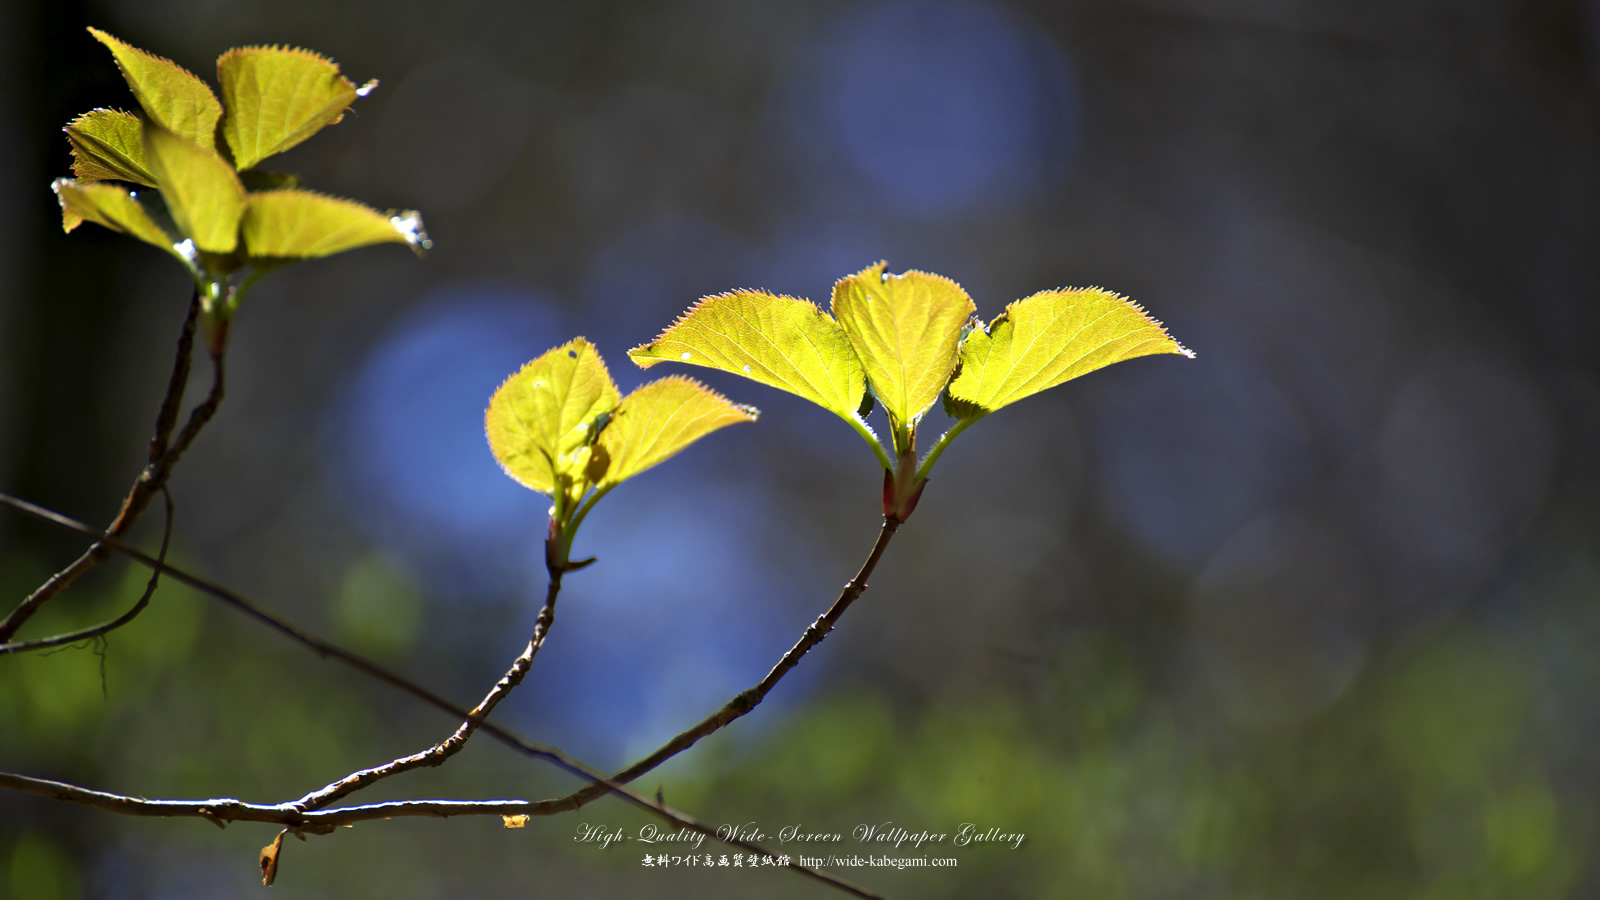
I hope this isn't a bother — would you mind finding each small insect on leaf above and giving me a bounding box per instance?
[485,338,620,497]
[585,410,613,445]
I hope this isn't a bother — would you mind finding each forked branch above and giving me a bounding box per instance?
[0,493,878,898]
[291,566,567,812]
[0,292,224,642]
[0,771,878,897]
[551,517,901,810]
[0,488,174,655]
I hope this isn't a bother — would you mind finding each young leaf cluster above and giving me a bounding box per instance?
[631,261,1192,520]
[53,29,429,321]
[485,339,758,569]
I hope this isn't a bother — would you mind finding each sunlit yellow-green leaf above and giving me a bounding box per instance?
[217,45,363,171]
[64,109,156,187]
[945,288,1193,419]
[143,123,245,253]
[831,261,975,428]
[486,338,621,500]
[242,190,428,260]
[53,178,183,259]
[629,290,866,420]
[89,27,222,151]
[588,376,758,489]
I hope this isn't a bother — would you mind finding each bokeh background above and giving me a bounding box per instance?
[2,0,1599,896]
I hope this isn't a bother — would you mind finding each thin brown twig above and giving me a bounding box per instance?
[0,292,222,642]
[0,493,877,898]
[0,488,174,655]
[292,568,567,812]
[0,772,880,897]
[161,336,226,466]
[148,290,201,462]
[551,517,901,811]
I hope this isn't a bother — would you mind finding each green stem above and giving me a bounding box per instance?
[845,413,894,473]
[566,487,609,548]
[227,267,268,316]
[915,416,978,483]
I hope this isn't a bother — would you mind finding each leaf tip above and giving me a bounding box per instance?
[837,259,890,290]
[387,209,432,255]
[1049,285,1192,361]
[650,374,761,424]
[626,343,664,368]
[51,178,82,232]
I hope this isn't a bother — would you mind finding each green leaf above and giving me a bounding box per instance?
[944,288,1193,420]
[239,170,303,192]
[629,290,866,420]
[587,376,758,489]
[831,261,975,429]
[241,190,430,259]
[485,338,621,502]
[53,178,185,260]
[64,109,156,186]
[143,123,245,253]
[88,28,222,151]
[217,45,364,171]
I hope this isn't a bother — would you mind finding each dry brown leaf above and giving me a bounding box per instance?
[260,829,287,886]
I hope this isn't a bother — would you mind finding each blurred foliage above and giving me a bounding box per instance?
[651,631,1576,900]
[333,551,422,659]
[0,546,1592,896]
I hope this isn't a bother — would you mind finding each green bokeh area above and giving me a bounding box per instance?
[0,547,1591,897]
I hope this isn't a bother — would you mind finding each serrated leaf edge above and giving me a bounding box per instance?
[623,373,761,424]
[88,27,222,144]
[830,260,975,427]
[984,286,1195,360]
[242,188,430,257]
[64,108,156,186]
[591,374,758,487]
[950,286,1194,419]
[630,289,863,417]
[215,44,346,69]
[89,27,218,94]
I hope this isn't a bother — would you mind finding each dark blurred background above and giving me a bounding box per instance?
[2,0,1598,897]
